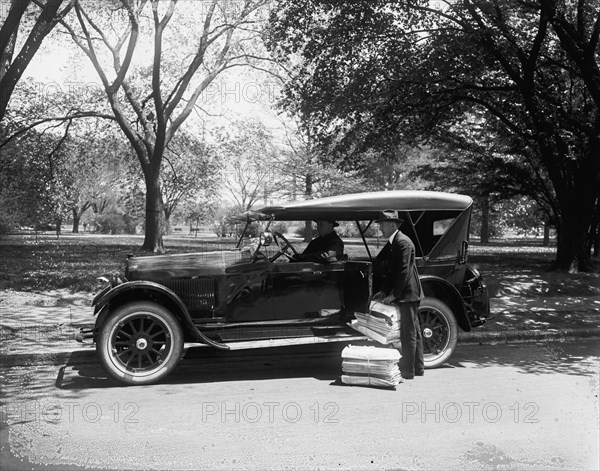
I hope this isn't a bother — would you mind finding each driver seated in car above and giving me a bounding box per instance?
[293,220,344,263]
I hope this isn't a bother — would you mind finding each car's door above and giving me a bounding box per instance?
[224,260,345,322]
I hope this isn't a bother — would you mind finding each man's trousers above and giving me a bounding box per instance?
[396,301,424,375]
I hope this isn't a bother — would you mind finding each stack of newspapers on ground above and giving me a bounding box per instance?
[349,300,401,344]
[341,344,401,388]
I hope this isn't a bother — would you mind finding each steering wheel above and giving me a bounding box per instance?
[270,231,299,262]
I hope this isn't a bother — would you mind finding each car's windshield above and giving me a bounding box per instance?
[237,210,467,263]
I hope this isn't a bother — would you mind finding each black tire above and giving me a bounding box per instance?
[418,297,458,369]
[97,302,184,386]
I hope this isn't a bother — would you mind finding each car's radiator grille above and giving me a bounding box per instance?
[162,278,216,311]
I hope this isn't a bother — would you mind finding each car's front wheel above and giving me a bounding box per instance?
[97,302,184,386]
[418,297,458,369]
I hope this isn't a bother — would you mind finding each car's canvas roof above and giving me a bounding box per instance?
[248,190,472,221]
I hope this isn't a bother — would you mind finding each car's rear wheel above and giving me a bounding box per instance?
[98,302,184,386]
[418,297,458,369]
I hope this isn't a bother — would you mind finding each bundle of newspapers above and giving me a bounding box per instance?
[341,344,401,388]
[349,300,400,344]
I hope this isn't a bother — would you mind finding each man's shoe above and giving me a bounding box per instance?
[415,370,425,377]
[401,372,415,380]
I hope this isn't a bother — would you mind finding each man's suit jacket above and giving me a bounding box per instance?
[376,230,423,303]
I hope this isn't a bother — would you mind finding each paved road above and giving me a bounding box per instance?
[1,340,599,470]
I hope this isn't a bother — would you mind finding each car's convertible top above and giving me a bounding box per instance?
[239,190,472,222]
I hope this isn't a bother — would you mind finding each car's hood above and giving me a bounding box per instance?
[127,250,250,280]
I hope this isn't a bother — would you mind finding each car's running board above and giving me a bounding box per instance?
[182,333,368,351]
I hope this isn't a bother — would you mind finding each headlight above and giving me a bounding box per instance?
[92,274,125,306]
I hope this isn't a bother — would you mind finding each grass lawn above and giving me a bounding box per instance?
[0,232,596,296]
[0,233,241,292]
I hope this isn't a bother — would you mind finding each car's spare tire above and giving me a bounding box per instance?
[97,302,184,385]
[418,297,458,369]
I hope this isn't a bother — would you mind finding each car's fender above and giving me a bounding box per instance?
[420,275,471,332]
[93,280,229,350]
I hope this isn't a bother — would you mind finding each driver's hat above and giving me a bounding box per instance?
[315,219,339,227]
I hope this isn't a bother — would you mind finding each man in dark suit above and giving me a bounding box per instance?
[293,220,344,263]
[372,210,424,379]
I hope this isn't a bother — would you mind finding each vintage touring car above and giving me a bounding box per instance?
[82,190,490,385]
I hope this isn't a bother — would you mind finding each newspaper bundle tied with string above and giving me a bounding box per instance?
[341,344,401,388]
[349,300,401,344]
[342,301,402,388]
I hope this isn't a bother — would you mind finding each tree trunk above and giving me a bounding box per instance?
[303,173,313,242]
[163,205,173,235]
[301,220,311,242]
[553,196,594,272]
[554,222,589,272]
[72,208,80,233]
[555,133,599,270]
[479,195,490,244]
[543,221,550,247]
[55,216,62,238]
[0,0,26,79]
[71,203,91,234]
[590,201,600,258]
[0,0,67,120]
[142,171,164,253]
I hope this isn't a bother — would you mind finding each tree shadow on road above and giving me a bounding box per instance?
[445,340,599,376]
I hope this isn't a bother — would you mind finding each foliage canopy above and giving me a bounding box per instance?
[267,0,600,270]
